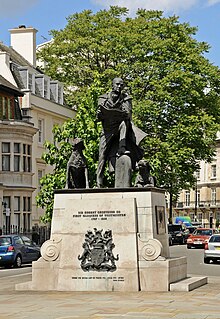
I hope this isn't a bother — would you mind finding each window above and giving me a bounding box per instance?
[23,196,31,212]
[194,229,213,236]
[58,84,63,104]
[18,68,34,92]
[27,145,31,172]
[2,97,6,118]
[23,144,31,172]
[44,79,49,99]
[38,119,45,144]
[23,213,27,231]
[14,142,21,172]
[0,95,15,120]
[211,164,216,179]
[2,142,10,152]
[2,154,10,171]
[14,196,20,212]
[28,72,34,91]
[27,197,31,212]
[50,81,58,102]
[0,237,11,245]
[209,236,220,243]
[3,196,10,210]
[14,143,20,153]
[2,142,10,171]
[185,191,190,206]
[23,197,26,211]
[35,75,50,98]
[14,213,21,232]
[211,188,216,205]
[2,142,31,172]
[50,81,63,104]
[22,236,31,246]
[14,155,20,171]
[27,214,31,231]
[14,236,23,245]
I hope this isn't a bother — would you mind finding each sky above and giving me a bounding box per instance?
[0,0,220,66]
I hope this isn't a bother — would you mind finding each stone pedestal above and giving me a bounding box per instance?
[16,188,188,292]
[139,257,187,291]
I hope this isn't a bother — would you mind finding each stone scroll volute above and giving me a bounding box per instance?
[140,238,162,261]
[40,238,62,262]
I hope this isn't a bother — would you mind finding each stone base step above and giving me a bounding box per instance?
[170,276,207,292]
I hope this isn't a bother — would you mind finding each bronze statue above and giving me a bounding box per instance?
[96,77,147,188]
[65,138,89,189]
[134,160,156,187]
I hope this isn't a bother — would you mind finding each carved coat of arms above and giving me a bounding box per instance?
[78,228,119,272]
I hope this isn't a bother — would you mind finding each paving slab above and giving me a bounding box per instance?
[1,273,220,319]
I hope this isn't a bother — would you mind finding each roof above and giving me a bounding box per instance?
[0,75,23,96]
[0,42,33,68]
[0,42,42,92]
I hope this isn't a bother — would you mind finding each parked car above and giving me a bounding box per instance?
[0,234,41,268]
[187,228,218,249]
[168,224,187,245]
[184,226,198,239]
[204,234,220,264]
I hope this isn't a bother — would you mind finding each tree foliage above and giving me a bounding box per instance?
[37,6,220,221]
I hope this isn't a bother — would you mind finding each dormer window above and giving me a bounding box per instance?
[35,74,50,99]
[50,81,63,104]
[18,67,34,92]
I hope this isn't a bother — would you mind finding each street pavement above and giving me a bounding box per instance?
[0,272,220,319]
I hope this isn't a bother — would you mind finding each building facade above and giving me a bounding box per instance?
[0,26,75,234]
[173,138,220,228]
[0,75,37,234]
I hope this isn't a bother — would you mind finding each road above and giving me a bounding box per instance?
[170,244,220,277]
[0,245,219,280]
[0,265,32,278]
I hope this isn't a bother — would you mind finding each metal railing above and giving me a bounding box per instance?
[0,225,51,246]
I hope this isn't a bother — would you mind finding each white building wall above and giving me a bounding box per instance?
[29,95,75,224]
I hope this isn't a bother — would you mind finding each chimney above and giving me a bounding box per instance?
[9,25,38,67]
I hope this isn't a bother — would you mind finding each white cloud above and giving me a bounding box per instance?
[0,0,39,18]
[91,0,199,14]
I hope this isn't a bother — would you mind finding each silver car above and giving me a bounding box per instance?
[204,234,220,264]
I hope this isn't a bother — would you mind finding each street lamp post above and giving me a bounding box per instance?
[2,202,10,234]
[5,208,11,234]
[2,202,7,234]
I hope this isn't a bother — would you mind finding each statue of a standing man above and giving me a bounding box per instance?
[96,77,146,188]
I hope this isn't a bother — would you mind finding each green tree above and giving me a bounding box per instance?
[37,7,220,221]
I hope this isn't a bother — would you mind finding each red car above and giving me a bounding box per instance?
[187,228,218,249]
